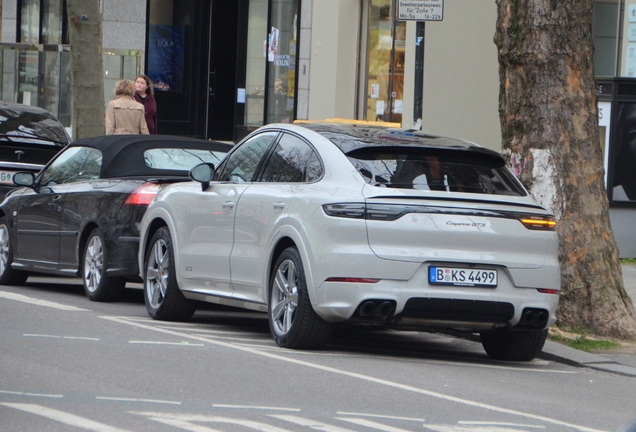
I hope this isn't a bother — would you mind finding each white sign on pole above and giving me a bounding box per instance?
[397,0,444,21]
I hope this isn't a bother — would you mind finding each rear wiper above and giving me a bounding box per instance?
[0,133,68,146]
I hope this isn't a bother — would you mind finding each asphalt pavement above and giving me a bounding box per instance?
[541,263,636,377]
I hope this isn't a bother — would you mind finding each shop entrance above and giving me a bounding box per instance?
[147,0,238,140]
[206,1,239,141]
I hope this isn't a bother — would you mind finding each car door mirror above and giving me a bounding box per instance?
[13,172,35,188]
[190,163,215,191]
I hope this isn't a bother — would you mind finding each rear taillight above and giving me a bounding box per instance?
[537,288,559,295]
[324,203,557,230]
[519,215,557,231]
[124,183,163,206]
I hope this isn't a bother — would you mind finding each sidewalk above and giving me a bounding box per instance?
[540,263,636,377]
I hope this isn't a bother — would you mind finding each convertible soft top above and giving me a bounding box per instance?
[68,135,233,178]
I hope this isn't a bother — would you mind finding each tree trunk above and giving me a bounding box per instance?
[66,0,104,140]
[495,0,636,337]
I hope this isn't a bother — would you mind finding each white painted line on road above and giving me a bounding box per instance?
[24,334,61,338]
[213,404,300,411]
[239,344,576,374]
[128,340,204,346]
[270,414,354,431]
[337,412,425,422]
[336,417,413,432]
[458,421,545,428]
[0,390,63,398]
[102,315,606,432]
[96,397,137,402]
[134,412,292,431]
[64,336,100,341]
[0,403,130,432]
[96,396,181,405]
[24,393,64,398]
[0,291,90,311]
[23,334,99,341]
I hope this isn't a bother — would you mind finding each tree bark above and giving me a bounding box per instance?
[495,0,636,337]
[66,0,104,140]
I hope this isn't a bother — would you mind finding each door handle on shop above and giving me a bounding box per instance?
[222,201,235,209]
[273,203,286,210]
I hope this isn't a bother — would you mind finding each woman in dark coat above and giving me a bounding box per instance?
[134,74,158,134]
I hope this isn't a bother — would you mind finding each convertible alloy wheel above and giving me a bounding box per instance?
[0,219,28,285]
[0,223,10,279]
[84,234,104,294]
[82,229,125,302]
[268,247,332,349]
[143,227,195,321]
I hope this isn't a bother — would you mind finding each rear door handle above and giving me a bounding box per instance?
[273,202,286,210]
[222,201,235,209]
[52,195,63,202]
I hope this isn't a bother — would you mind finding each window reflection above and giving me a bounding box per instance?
[366,0,405,124]
[266,0,298,124]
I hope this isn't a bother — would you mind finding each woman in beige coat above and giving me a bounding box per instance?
[105,80,150,135]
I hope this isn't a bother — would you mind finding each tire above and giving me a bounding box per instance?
[144,227,195,321]
[82,228,126,302]
[0,218,28,285]
[480,329,548,361]
[268,247,332,349]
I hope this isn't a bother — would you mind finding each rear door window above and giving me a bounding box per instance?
[346,147,526,196]
[259,133,323,183]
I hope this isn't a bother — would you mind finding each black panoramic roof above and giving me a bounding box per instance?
[0,101,70,146]
[297,122,503,161]
[69,134,233,178]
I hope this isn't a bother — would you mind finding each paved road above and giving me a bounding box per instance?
[1,278,635,432]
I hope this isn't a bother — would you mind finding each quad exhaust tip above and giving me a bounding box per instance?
[518,308,549,328]
[356,300,396,321]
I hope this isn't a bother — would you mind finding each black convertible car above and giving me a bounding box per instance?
[0,135,232,301]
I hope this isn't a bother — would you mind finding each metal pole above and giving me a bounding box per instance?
[413,21,425,129]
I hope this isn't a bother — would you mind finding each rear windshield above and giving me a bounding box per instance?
[144,148,228,171]
[346,147,526,196]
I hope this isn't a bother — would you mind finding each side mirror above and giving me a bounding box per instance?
[13,172,35,188]
[189,163,215,191]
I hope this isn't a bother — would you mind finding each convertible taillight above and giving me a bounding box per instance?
[124,183,163,206]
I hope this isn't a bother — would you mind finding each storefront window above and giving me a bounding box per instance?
[365,0,405,124]
[244,0,268,127]
[266,0,298,124]
[20,0,67,44]
[611,101,636,203]
[42,0,64,44]
[20,0,40,44]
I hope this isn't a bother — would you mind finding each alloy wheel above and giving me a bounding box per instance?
[270,259,299,336]
[146,238,169,309]
[84,235,103,293]
[0,224,9,276]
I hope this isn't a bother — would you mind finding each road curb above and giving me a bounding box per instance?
[541,341,636,377]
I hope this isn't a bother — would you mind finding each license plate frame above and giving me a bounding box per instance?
[0,170,15,185]
[428,266,498,288]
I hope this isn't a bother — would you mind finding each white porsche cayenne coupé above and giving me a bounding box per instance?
[138,122,560,361]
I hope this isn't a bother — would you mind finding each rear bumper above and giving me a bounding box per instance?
[312,262,559,330]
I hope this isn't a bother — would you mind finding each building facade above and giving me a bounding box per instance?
[0,0,634,256]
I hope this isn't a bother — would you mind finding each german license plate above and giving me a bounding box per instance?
[429,266,498,287]
[0,170,15,185]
